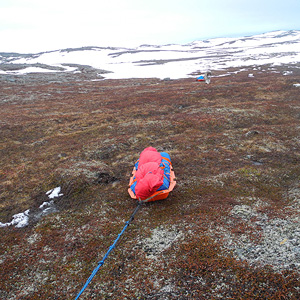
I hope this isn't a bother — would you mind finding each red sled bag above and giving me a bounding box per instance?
[128,147,176,202]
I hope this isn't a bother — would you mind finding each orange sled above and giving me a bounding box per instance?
[128,165,176,202]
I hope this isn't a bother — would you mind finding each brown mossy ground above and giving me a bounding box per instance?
[0,65,300,299]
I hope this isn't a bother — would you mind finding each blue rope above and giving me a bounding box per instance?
[74,201,142,300]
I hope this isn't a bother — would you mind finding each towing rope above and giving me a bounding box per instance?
[74,201,143,300]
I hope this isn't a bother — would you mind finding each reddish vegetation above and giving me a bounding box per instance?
[0,65,300,299]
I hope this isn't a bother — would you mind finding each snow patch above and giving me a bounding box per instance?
[0,209,30,228]
[2,30,300,80]
[46,186,63,199]
[0,186,63,229]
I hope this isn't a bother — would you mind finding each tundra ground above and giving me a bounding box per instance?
[0,65,300,299]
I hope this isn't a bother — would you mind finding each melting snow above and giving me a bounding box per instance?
[0,187,63,228]
[46,186,63,199]
[1,30,300,79]
[0,210,30,228]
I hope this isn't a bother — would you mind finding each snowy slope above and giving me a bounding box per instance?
[0,30,300,79]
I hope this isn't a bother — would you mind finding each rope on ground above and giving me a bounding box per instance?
[74,201,143,300]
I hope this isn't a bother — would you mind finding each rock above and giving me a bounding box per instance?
[245,130,259,137]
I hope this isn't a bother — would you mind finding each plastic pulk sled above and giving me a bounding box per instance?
[196,70,212,84]
[74,147,176,299]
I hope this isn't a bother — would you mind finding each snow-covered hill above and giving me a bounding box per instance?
[0,30,300,79]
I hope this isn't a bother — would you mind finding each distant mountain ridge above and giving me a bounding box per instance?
[0,30,299,80]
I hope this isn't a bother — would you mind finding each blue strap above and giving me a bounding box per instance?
[74,201,142,299]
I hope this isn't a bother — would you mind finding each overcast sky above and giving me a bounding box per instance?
[0,0,300,53]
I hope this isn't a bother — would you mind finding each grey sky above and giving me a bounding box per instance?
[0,0,299,53]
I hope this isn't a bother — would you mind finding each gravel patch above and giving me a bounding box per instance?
[211,197,300,272]
[137,225,183,260]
